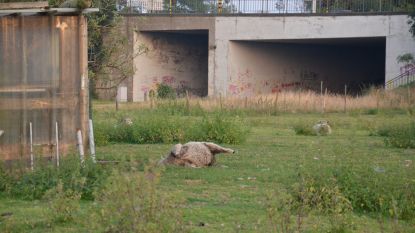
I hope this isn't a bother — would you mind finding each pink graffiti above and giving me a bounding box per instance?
[141,86,150,93]
[162,75,176,85]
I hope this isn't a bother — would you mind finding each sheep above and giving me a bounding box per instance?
[159,142,235,168]
[313,120,332,136]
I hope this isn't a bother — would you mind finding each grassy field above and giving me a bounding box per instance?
[1,101,415,232]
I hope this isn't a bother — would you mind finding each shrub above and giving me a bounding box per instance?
[94,122,111,146]
[43,180,81,223]
[157,83,176,99]
[291,176,352,215]
[88,167,187,233]
[3,156,110,200]
[0,163,12,193]
[384,122,415,149]
[95,114,249,145]
[333,164,415,220]
[293,122,316,136]
[188,114,248,144]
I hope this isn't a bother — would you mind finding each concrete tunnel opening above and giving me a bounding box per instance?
[228,37,386,96]
[134,30,209,101]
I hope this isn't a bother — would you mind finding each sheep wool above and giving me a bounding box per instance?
[159,142,235,168]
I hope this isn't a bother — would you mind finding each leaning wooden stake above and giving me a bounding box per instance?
[274,92,279,112]
[29,122,34,171]
[185,90,190,113]
[219,93,223,110]
[344,85,347,113]
[323,88,327,113]
[77,129,85,164]
[55,122,60,167]
[320,81,324,113]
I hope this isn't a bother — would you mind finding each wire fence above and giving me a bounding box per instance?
[117,0,413,14]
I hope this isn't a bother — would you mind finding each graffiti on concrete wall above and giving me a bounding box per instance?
[228,68,306,96]
[140,75,205,97]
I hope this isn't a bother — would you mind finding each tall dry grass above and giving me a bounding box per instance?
[96,86,415,113]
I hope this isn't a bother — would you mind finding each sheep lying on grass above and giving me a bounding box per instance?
[159,142,235,168]
[313,120,332,136]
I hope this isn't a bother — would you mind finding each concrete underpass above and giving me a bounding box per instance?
[119,14,414,101]
[228,37,385,95]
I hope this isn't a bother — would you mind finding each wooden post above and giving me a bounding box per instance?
[185,90,190,113]
[77,129,85,164]
[21,16,28,160]
[29,122,34,171]
[88,119,96,163]
[344,85,347,113]
[376,89,380,110]
[320,81,323,113]
[323,88,327,113]
[283,91,286,112]
[244,96,248,108]
[55,122,60,167]
[219,93,223,110]
[78,16,89,155]
[274,92,279,112]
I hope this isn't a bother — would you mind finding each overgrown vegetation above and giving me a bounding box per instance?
[384,122,415,149]
[0,156,109,200]
[94,112,249,145]
[292,121,317,136]
[2,96,415,232]
[88,167,187,233]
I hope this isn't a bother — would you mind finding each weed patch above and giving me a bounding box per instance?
[0,157,110,200]
[88,166,187,233]
[384,122,415,149]
[95,113,249,145]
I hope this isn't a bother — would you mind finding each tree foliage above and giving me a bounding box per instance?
[409,9,415,38]
[86,0,148,97]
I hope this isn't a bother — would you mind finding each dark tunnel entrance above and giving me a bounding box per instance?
[229,37,386,96]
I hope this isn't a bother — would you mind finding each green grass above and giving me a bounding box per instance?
[1,108,415,232]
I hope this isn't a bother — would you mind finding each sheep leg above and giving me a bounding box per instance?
[203,142,235,154]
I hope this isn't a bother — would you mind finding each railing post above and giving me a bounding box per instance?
[312,0,317,13]
[218,0,223,14]
[169,0,172,15]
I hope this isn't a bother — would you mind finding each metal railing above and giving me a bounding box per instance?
[385,65,415,89]
[118,0,413,14]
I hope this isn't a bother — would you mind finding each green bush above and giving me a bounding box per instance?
[94,122,111,146]
[44,180,81,223]
[95,114,249,145]
[384,122,415,149]
[157,83,176,99]
[293,122,316,136]
[188,114,248,144]
[2,156,110,200]
[88,167,187,233]
[289,163,415,221]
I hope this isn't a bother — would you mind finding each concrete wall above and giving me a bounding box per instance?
[133,31,208,101]
[124,14,414,100]
[228,40,385,96]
